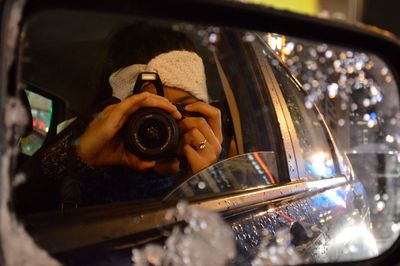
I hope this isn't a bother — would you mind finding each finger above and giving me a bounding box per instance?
[95,93,181,137]
[181,128,206,150]
[122,152,156,171]
[184,102,222,143]
[179,117,220,149]
[182,144,203,171]
[123,92,182,120]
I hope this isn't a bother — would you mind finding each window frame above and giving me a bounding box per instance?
[250,37,350,181]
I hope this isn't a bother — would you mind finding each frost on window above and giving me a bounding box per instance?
[131,202,236,266]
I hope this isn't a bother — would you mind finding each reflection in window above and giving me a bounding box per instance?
[165,152,278,200]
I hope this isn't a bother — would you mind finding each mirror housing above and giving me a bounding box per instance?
[1,0,400,265]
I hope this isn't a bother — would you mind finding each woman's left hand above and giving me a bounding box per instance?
[178,102,223,174]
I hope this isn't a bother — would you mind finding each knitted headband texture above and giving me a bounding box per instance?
[109,50,208,103]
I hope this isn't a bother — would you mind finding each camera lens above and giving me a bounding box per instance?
[124,108,180,160]
[137,117,168,148]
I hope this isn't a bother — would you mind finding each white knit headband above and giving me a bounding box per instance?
[109,50,208,103]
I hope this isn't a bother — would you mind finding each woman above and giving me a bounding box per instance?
[15,24,222,213]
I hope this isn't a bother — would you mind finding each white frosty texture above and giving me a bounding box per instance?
[1,98,61,266]
[131,201,236,266]
[251,229,303,266]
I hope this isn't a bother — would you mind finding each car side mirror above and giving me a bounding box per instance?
[1,1,399,265]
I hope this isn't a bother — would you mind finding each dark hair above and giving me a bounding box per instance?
[98,23,196,98]
[106,23,196,72]
[86,23,197,118]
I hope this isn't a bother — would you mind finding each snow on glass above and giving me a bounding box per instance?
[251,229,303,266]
[0,0,60,265]
[131,201,309,266]
[131,201,236,266]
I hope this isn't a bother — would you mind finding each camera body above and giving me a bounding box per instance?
[124,72,188,160]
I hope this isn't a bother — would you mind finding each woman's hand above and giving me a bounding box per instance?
[179,102,223,174]
[76,92,182,171]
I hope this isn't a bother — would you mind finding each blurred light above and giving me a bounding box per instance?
[327,83,338,98]
[351,103,358,111]
[305,100,313,109]
[376,201,385,212]
[380,67,388,76]
[198,181,206,190]
[209,33,218,44]
[363,114,371,121]
[367,120,375,128]
[363,98,371,107]
[370,86,379,96]
[386,135,395,143]
[267,34,283,50]
[392,223,400,233]
[286,42,294,51]
[325,190,346,208]
[39,121,45,130]
[382,194,389,201]
[330,224,378,257]
[374,194,380,201]
[309,152,334,177]
[325,50,333,58]
[242,32,255,42]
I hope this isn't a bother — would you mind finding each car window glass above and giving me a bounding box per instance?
[15,12,291,216]
[262,48,337,179]
[271,35,400,253]
[165,152,278,200]
[20,89,53,156]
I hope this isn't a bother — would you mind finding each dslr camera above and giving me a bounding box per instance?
[124,72,199,160]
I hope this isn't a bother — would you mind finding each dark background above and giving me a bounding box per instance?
[363,0,400,36]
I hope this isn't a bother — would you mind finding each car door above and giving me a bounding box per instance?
[165,29,375,263]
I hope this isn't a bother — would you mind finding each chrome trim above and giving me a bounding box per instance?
[251,39,305,179]
[195,176,347,211]
[32,176,348,254]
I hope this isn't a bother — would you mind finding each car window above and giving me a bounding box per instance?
[15,12,295,215]
[165,152,278,200]
[261,44,339,180]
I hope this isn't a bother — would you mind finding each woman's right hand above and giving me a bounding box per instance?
[76,92,182,171]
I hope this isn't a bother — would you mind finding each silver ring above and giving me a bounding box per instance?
[197,139,207,150]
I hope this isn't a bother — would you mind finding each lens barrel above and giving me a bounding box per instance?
[124,108,180,160]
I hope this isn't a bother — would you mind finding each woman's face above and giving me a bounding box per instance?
[142,83,200,175]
